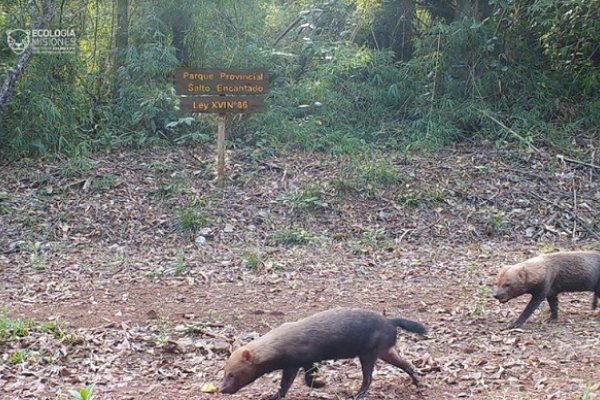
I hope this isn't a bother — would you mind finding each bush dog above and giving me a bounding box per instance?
[493,251,600,328]
[219,307,427,399]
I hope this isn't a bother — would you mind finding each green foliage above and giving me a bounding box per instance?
[485,210,506,236]
[245,46,407,153]
[90,175,117,192]
[39,321,65,339]
[31,256,45,271]
[578,385,597,400]
[350,225,394,252]
[393,6,599,148]
[68,384,96,400]
[176,206,210,234]
[174,249,191,274]
[471,284,491,317]
[153,165,187,201]
[397,185,446,208]
[274,228,312,245]
[397,189,423,208]
[58,157,96,178]
[28,241,46,271]
[361,226,387,244]
[157,182,175,199]
[8,351,26,364]
[0,192,12,215]
[526,0,600,95]
[1,0,599,159]
[242,250,264,269]
[0,315,64,344]
[0,317,34,342]
[100,25,180,147]
[1,55,90,158]
[279,185,327,212]
[333,152,403,195]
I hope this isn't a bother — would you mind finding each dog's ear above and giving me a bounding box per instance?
[241,349,253,363]
[517,265,530,285]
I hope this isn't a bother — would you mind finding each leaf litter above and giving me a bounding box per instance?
[1,142,599,399]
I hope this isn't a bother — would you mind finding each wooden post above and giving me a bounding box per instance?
[216,113,226,188]
[174,69,268,189]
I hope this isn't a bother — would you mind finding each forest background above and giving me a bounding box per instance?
[0,0,599,159]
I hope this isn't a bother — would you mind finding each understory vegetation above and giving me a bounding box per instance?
[0,0,599,158]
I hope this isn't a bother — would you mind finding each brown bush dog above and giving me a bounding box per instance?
[219,307,427,400]
[493,251,600,329]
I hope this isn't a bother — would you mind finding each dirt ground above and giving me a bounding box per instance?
[1,142,599,400]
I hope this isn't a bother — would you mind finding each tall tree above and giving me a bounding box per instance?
[162,4,191,65]
[113,0,128,96]
[455,0,493,20]
[0,0,55,128]
[421,0,455,23]
[358,0,416,61]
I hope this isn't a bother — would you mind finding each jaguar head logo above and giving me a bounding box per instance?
[7,29,30,55]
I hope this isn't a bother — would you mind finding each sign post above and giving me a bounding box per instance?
[216,113,226,188]
[175,68,268,188]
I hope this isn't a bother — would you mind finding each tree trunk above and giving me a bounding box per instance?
[424,0,455,23]
[370,0,416,61]
[0,0,55,128]
[171,8,190,65]
[115,0,129,60]
[113,0,128,96]
[455,0,494,21]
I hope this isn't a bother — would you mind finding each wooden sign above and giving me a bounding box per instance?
[175,68,268,188]
[180,96,264,114]
[175,69,268,95]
